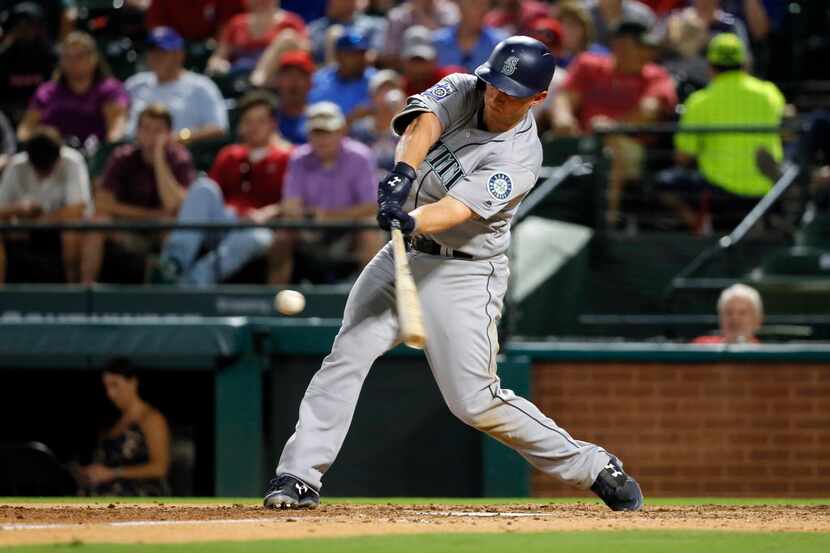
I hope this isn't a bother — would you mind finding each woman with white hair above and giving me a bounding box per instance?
[693,283,763,344]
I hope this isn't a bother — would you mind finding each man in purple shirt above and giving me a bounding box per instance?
[271,101,381,283]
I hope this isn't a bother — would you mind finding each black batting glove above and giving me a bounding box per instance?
[377,161,416,208]
[377,203,416,234]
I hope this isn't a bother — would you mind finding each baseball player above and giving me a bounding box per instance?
[264,36,643,511]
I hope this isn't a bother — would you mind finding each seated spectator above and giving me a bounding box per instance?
[145,0,245,41]
[639,0,686,17]
[397,26,463,97]
[272,50,314,144]
[433,0,507,74]
[18,31,129,148]
[693,283,763,344]
[350,71,405,179]
[306,0,386,64]
[0,2,56,125]
[586,0,657,48]
[659,0,752,92]
[308,29,377,118]
[207,0,307,75]
[126,27,228,144]
[657,33,784,233]
[77,358,171,497]
[557,1,609,69]
[0,110,15,174]
[721,0,783,42]
[271,102,381,283]
[0,127,91,284]
[79,104,195,284]
[378,0,459,70]
[485,0,551,36]
[551,14,677,226]
[154,92,289,285]
[0,0,73,42]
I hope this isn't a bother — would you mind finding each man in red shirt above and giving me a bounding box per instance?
[80,104,195,284]
[693,284,763,344]
[146,0,245,41]
[551,14,677,226]
[154,91,290,285]
[485,0,550,35]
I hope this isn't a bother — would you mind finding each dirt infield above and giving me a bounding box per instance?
[2,503,829,546]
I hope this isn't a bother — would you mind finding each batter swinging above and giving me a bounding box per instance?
[264,36,643,511]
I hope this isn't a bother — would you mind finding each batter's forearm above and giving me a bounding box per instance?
[395,112,443,170]
[410,196,473,235]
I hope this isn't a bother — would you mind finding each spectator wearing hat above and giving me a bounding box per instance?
[485,0,551,36]
[0,0,73,42]
[557,1,609,69]
[306,0,386,64]
[152,91,290,286]
[396,25,463,98]
[145,0,245,41]
[272,50,315,144]
[432,0,507,74]
[78,104,195,284]
[350,70,404,179]
[551,13,677,226]
[586,0,657,48]
[271,101,380,283]
[0,2,57,125]
[657,33,784,233]
[125,27,228,144]
[0,127,91,284]
[18,31,129,147]
[207,0,307,75]
[378,0,458,70]
[308,29,377,118]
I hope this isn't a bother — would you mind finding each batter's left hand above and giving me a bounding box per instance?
[378,161,417,208]
[377,204,415,234]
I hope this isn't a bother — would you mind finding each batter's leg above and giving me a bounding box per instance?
[276,244,400,490]
[413,254,614,490]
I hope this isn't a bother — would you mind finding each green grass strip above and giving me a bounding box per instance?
[3,531,830,553]
[2,497,830,506]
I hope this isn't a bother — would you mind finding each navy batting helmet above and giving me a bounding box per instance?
[475,36,557,98]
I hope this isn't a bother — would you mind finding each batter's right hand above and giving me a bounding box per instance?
[378,161,416,208]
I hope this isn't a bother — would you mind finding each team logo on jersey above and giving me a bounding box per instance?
[424,80,455,101]
[501,56,519,76]
[488,172,513,200]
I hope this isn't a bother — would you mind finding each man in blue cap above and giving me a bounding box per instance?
[125,27,228,145]
[307,28,377,118]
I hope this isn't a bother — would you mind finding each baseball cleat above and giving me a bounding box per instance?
[590,456,644,511]
[263,474,320,509]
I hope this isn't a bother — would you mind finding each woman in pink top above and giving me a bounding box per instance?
[207,0,307,74]
[17,31,129,146]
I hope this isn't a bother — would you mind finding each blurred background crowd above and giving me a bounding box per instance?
[0,0,827,287]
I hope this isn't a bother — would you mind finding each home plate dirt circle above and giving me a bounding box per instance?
[1,503,829,546]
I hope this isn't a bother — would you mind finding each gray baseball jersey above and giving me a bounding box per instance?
[393,73,542,258]
[275,73,614,496]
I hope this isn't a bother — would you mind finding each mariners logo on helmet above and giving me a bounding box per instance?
[501,56,519,76]
[488,172,513,200]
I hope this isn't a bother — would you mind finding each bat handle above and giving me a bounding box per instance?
[390,220,401,231]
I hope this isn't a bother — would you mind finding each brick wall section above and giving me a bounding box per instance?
[531,362,830,497]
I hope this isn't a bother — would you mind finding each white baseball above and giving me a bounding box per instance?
[275,290,306,315]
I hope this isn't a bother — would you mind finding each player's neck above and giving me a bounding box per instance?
[480,106,527,133]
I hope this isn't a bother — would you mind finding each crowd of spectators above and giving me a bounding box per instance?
[0,0,824,286]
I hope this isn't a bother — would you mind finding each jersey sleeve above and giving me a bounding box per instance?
[448,163,537,220]
[392,73,476,136]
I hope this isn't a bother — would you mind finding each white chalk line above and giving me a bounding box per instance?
[1,511,556,531]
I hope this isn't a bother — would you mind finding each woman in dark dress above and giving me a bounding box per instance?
[79,359,171,496]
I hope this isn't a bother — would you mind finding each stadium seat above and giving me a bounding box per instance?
[759,246,830,276]
[211,72,252,100]
[185,41,217,73]
[187,137,232,172]
[797,211,830,249]
[0,442,77,496]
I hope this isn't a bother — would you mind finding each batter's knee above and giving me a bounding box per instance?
[446,394,501,433]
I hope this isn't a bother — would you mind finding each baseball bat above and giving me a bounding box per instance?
[390,221,426,349]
